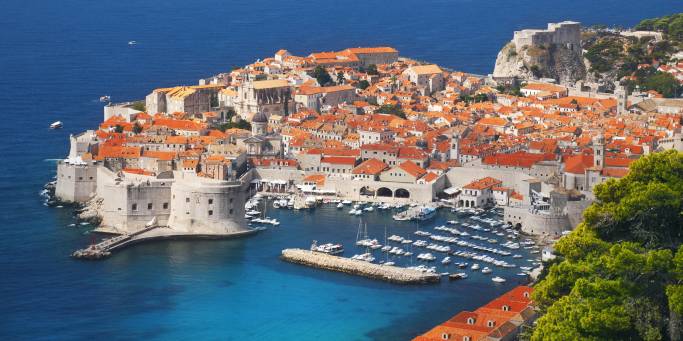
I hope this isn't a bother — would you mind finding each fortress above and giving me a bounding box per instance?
[55,132,253,239]
[512,21,581,50]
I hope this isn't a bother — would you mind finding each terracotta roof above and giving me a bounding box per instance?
[321,156,357,165]
[463,177,502,190]
[353,158,389,175]
[398,160,427,178]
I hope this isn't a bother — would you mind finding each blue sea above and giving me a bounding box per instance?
[0,0,680,339]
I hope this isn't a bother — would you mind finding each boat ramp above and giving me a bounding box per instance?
[281,248,440,284]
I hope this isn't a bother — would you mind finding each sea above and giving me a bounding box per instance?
[0,0,680,339]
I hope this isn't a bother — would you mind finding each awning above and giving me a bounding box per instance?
[443,187,460,195]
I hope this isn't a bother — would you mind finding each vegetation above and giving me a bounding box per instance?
[635,13,683,44]
[313,65,333,86]
[337,72,345,85]
[585,37,625,74]
[356,80,370,90]
[113,124,124,133]
[132,122,143,134]
[376,104,405,119]
[217,119,251,131]
[131,101,146,112]
[366,64,379,75]
[530,150,683,340]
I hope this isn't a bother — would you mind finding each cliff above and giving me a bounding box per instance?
[492,41,586,84]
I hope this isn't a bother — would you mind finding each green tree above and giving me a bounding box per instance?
[366,64,379,75]
[131,101,146,112]
[376,104,405,119]
[356,80,370,90]
[132,122,143,134]
[114,124,124,133]
[337,72,345,85]
[313,65,333,86]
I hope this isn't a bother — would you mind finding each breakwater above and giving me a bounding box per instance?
[281,248,440,284]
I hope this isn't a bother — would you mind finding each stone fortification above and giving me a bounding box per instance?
[493,21,586,84]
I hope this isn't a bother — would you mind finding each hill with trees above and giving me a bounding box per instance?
[527,150,683,340]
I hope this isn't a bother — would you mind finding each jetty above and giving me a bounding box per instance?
[71,225,159,260]
[281,248,440,284]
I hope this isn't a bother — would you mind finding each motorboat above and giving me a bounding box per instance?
[311,241,344,255]
[441,256,452,265]
[491,276,506,283]
[49,121,63,129]
[449,272,468,280]
[337,203,344,209]
[128,40,137,45]
[342,200,352,205]
[99,95,111,102]
[471,263,480,270]
[481,267,492,274]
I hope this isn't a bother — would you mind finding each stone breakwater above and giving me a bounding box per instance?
[281,248,440,284]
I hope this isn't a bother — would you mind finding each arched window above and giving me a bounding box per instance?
[502,305,510,311]
[467,317,475,325]
[487,320,495,327]
[441,333,450,340]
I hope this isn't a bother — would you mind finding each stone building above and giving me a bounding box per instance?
[145,84,224,116]
[233,79,295,119]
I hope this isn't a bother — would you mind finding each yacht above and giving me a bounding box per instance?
[449,272,468,280]
[49,121,63,129]
[311,241,344,255]
[491,276,506,283]
[415,206,437,221]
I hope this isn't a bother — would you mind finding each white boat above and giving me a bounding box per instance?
[128,40,137,45]
[337,203,344,209]
[481,267,492,274]
[383,261,395,266]
[471,263,480,270]
[49,121,63,129]
[449,272,468,280]
[363,206,374,212]
[342,200,352,205]
[415,206,437,221]
[273,201,281,209]
[99,95,111,102]
[491,276,506,283]
[311,241,344,255]
[441,256,452,265]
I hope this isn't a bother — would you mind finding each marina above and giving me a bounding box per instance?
[240,195,542,284]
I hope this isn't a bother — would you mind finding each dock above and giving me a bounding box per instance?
[281,248,440,284]
[71,225,159,260]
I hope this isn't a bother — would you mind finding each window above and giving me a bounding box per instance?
[163,203,169,209]
[208,198,213,205]
[186,197,190,203]
[208,210,213,216]
[230,198,233,203]
[463,337,471,341]
[487,321,495,327]
[132,203,137,211]
[229,209,233,215]
[467,317,475,325]
[148,203,153,210]
[502,305,510,311]
[441,333,450,340]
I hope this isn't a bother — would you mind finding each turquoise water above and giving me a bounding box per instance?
[1,0,681,339]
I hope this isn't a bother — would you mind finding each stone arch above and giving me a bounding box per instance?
[470,200,475,208]
[377,187,393,197]
[359,186,374,196]
[515,223,522,230]
[394,188,410,198]
[458,200,464,207]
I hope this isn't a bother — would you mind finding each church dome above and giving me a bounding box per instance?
[252,111,268,123]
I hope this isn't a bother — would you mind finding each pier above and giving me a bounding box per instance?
[71,225,159,260]
[281,248,440,284]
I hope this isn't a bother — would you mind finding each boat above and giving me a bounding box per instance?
[273,201,281,209]
[441,256,452,265]
[49,121,63,129]
[99,95,111,102]
[415,206,437,221]
[491,276,506,283]
[471,263,480,270]
[336,203,344,209]
[304,196,317,208]
[449,272,468,280]
[128,40,137,45]
[481,267,492,274]
[383,261,395,266]
[311,241,344,255]
[342,200,352,205]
